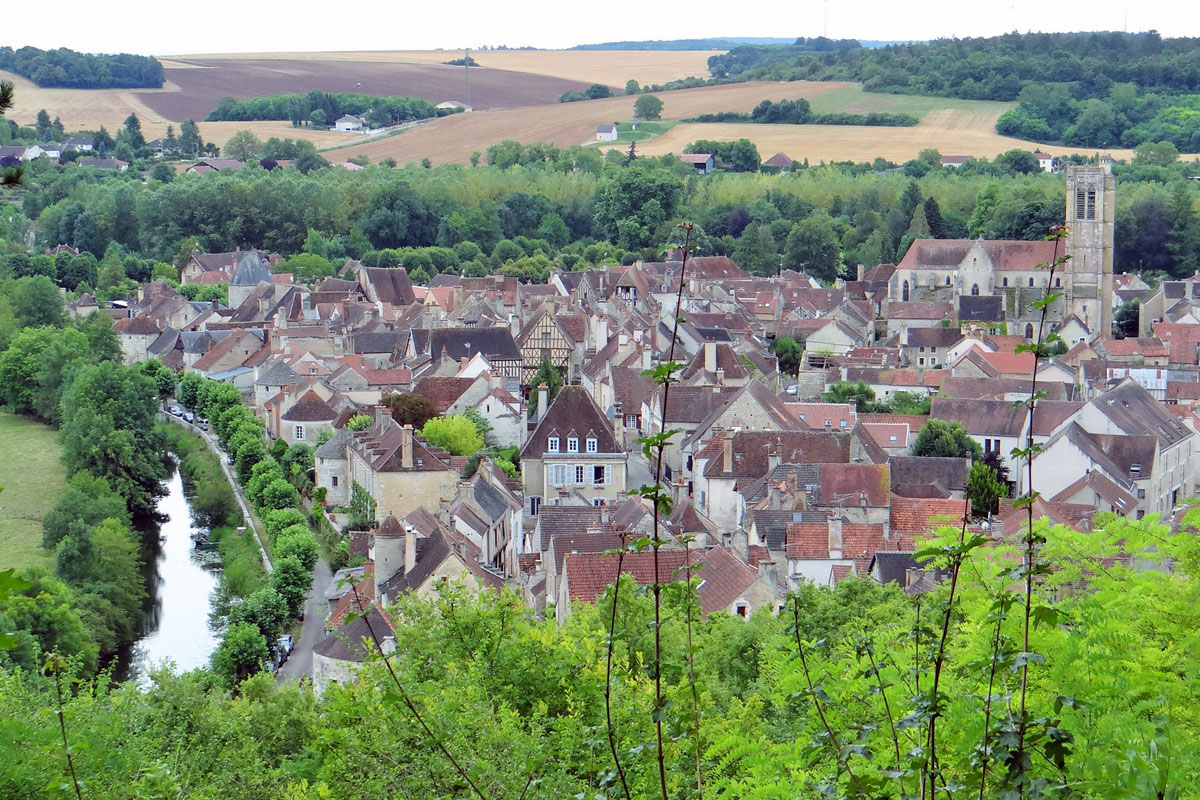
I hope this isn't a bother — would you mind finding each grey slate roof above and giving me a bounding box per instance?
[230,252,272,286]
[958,295,1003,322]
[473,480,510,522]
[314,427,353,459]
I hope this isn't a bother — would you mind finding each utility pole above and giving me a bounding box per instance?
[464,48,471,109]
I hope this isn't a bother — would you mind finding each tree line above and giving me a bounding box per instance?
[206,90,441,128]
[0,45,163,89]
[705,31,1200,149]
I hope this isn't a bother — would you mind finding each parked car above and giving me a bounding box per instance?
[785,384,799,396]
[168,405,183,416]
[196,422,209,432]
[274,634,294,669]
[184,412,195,423]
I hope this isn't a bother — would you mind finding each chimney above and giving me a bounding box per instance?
[828,516,844,559]
[704,341,717,374]
[401,424,413,468]
[537,383,549,423]
[599,505,610,526]
[404,524,416,575]
[715,368,725,386]
[757,558,778,587]
[723,436,733,473]
[375,404,391,425]
[732,527,749,563]
[767,445,781,472]
[613,402,623,436]
[642,343,652,371]
[859,490,869,508]
[857,263,864,281]
[459,356,468,372]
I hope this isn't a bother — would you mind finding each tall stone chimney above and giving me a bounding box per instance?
[537,383,549,423]
[704,341,717,374]
[404,524,416,575]
[723,436,733,473]
[401,424,413,469]
[828,516,844,559]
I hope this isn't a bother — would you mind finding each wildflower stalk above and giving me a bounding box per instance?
[48,653,84,800]
[349,582,490,800]
[647,222,695,800]
[603,529,633,800]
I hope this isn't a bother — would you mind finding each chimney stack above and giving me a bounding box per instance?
[613,402,623,436]
[704,341,717,374]
[404,524,416,575]
[828,516,844,559]
[642,343,652,371]
[715,368,725,386]
[375,404,392,426]
[537,383,549,423]
[723,436,733,473]
[757,558,778,587]
[401,424,413,468]
[767,445,781,472]
[731,528,749,563]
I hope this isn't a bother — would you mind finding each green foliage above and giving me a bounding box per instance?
[263,508,307,541]
[634,93,664,120]
[0,325,89,423]
[420,415,484,456]
[822,380,875,411]
[259,478,301,511]
[41,470,130,550]
[269,556,311,618]
[912,417,983,460]
[784,213,841,282]
[347,414,372,431]
[58,361,167,517]
[272,528,319,572]
[211,622,270,688]
[966,460,1008,517]
[228,586,288,640]
[770,336,803,376]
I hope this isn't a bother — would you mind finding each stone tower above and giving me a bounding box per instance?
[1064,162,1115,336]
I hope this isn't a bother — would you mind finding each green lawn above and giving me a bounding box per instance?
[0,412,64,571]
[591,120,678,146]
[806,85,1014,119]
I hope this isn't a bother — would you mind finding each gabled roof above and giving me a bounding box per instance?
[429,326,521,362]
[281,389,339,422]
[412,376,476,414]
[521,385,623,459]
[1089,378,1191,447]
[361,267,417,306]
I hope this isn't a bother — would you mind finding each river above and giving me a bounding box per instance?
[122,467,222,686]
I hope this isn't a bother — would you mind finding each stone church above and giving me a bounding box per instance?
[887,161,1115,339]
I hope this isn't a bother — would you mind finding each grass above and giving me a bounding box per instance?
[0,412,65,572]
[588,120,678,146]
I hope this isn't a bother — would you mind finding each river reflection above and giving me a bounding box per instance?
[124,468,221,686]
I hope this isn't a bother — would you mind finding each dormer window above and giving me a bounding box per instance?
[548,436,560,453]
[586,437,598,453]
[1130,464,1142,474]
[567,436,579,453]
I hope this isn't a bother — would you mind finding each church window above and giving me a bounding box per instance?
[1025,323,1034,339]
[971,284,980,296]
[1055,277,1061,287]
[945,276,951,286]
[901,280,910,301]
[1075,188,1087,219]
[1029,277,1035,287]
[1002,277,1008,287]
[1086,188,1096,220]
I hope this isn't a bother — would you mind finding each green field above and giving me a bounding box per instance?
[589,120,678,146]
[0,412,65,571]
[806,86,1014,119]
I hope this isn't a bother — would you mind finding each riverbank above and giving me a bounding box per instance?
[158,420,268,600]
[0,412,65,571]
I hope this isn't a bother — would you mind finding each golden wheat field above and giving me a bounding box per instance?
[620,113,1149,164]
[328,80,857,165]
[163,50,718,87]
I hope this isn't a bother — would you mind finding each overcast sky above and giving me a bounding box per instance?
[7,0,1199,55]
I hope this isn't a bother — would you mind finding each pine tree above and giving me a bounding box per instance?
[923,196,944,238]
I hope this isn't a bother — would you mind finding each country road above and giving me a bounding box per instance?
[277,556,332,682]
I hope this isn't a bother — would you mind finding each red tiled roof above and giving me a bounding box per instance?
[565,550,690,604]
[786,523,829,559]
[889,495,969,547]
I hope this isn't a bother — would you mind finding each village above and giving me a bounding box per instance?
[69,156,1197,691]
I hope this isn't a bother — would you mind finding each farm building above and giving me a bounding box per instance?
[335,115,365,132]
[185,159,244,174]
[761,152,795,173]
[1033,151,1055,172]
[941,155,971,168]
[595,123,618,142]
[679,153,714,175]
[437,101,472,113]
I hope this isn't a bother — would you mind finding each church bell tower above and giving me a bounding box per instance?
[1064,161,1115,337]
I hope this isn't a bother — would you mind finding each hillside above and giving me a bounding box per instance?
[324,80,854,165]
